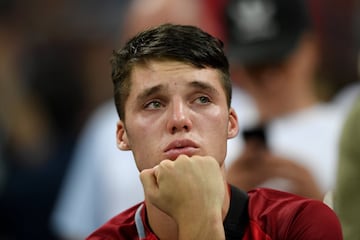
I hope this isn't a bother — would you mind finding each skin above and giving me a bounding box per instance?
[116,60,239,239]
[226,140,322,200]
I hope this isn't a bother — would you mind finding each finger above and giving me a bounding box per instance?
[140,168,158,193]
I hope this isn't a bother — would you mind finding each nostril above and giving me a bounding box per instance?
[171,124,189,134]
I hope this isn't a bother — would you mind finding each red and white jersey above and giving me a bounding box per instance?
[86,188,342,240]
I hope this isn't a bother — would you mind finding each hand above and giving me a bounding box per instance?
[140,155,226,240]
[263,155,324,200]
[227,144,324,200]
[227,140,270,191]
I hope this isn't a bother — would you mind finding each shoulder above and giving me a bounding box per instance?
[247,188,343,239]
[86,203,142,240]
[247,188,317,221]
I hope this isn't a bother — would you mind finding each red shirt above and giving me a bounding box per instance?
[87,188,343,239]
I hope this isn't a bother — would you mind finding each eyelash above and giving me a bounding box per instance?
[143,95,211,110]
[196,95,211,104]
[144,100,163,109]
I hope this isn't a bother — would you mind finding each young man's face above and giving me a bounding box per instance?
[116,60,239,171]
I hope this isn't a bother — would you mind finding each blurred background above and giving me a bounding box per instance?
[0,0,359,239]
[0,0,129,239]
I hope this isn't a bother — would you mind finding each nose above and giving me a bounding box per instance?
[166,98,192,134]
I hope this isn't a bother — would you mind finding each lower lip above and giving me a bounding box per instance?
[164,147,197,160]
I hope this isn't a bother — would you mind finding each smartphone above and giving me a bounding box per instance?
[242,125,268,148]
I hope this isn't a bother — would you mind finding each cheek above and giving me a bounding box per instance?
[126,116,161,150]
[199,108,229,135]
[126,122,158,170]
[208,107,229,125]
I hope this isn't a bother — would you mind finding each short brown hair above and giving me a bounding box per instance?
[111,23,232,120]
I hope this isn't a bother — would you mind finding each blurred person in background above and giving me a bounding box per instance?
[334,94,360,240]
[51,0,359,238]
[51,0,257,239]
[0,0,128,239]
[333,1,360,238]
[50,0,359,239]
[87,22,342,240]
[0,2,74,239]
[224,0,346,201]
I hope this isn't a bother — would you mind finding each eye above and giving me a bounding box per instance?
[144,100,163,109]
[195,95,211,104]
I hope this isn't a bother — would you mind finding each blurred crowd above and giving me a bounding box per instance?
[0,0,129,238]
[0,0,359,239]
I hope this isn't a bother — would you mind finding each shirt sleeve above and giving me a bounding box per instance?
[287,200,343,239]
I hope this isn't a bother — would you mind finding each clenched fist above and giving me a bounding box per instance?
[140,155,226,240]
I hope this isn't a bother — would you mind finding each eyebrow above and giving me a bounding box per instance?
[137,85,165,103]
[189,81,219,96]
[136,80,219,103]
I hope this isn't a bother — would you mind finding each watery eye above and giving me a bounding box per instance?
[145,100,162,109]
[197,96,210,104]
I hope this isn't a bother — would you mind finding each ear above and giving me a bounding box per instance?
[227,108,239,139]
[116,120,131,150]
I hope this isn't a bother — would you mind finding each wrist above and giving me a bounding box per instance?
[177,211,225,240]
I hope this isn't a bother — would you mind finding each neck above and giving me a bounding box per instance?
[257,87,318,122]
[146,202,178,240]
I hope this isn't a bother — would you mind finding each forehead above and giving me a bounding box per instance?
[129,60,224,92]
